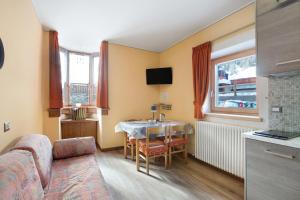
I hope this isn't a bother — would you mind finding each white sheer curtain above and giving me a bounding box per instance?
[211,25,255,59]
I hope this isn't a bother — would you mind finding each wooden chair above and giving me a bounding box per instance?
[136,126,168,175]
[168,125,188,167]
[123,119,140,160]
[123,132,136,160]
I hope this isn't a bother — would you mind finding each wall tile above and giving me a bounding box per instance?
[269,75,300,132]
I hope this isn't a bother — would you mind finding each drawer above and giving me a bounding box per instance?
[246,138,300,200]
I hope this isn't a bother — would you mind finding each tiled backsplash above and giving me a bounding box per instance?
[269,75,300,132]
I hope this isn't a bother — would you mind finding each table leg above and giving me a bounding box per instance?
[136,138,140,171]
[123,132,127,159]
[131,144,134,160]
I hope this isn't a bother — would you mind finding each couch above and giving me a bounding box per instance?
[0,134,110,200]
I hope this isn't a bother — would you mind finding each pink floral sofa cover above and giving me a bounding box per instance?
[12,134,53,188]
[52,137,97,159]
[0,134,110,200]
[0,150,44,200]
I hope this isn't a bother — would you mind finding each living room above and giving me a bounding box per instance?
[1,0,300,200]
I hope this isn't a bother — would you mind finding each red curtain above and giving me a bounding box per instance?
[192,41,211,119]
[96,41,109,115]
[49,31,63,110]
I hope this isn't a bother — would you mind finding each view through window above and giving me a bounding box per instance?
[60,49,99,106]
[212,50,257,113]
[69,53,90,105]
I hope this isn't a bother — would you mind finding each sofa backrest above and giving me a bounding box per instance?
[12,134,53,188]
[53,137,96,160]
[0,150,44,200]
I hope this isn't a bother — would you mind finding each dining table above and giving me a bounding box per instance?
[115,120,186,139]
[115,120,190,170]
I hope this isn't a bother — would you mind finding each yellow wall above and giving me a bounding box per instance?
[159,3,269,153]
[99,44,160,148]
[0,0,44,152]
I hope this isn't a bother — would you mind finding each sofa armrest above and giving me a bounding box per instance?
[53,137,97,160]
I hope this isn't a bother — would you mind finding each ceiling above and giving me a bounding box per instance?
[32,0,254,53]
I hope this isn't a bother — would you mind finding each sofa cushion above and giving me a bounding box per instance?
[44,154,110,200]
[53,137,96,160]
[0,150,44,200]
[12,134,53,188]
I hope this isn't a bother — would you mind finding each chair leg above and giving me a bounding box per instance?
[165,152,168,169]
[123,133,127,159]
[146,155,149,175]
[131,144,134,161]
[136,139,140,171]
[184,144,188,164]
[169,146,172,168]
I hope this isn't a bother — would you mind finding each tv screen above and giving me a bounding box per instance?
[146,67,172,85]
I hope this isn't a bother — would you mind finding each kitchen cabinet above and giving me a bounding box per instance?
[256,0,300,76]
[61,119,97,140]
[245,138,300,200]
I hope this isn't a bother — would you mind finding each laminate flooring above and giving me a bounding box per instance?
[96,150,244,200]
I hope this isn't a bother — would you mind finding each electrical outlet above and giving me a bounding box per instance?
[272,106,282,113]
[4,122,10,132]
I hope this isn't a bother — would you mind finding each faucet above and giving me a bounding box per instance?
[159,113,166,122]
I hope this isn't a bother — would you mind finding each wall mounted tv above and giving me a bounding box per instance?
[146,67,172,85]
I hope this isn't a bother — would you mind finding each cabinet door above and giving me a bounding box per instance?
[61,122,81,139]
[256,0,300,76]
[246,139,300,200]
[80,121,97,139]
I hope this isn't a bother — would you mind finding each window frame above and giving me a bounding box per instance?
[210,48,258,115]
[60,47,99,107]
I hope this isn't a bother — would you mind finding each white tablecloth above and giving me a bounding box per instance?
[115,120,186,139]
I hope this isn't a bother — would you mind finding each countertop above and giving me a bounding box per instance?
[244,131,300,149]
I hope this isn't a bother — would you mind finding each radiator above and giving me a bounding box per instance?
[195,121,254,178]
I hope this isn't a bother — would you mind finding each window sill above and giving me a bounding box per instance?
[204,112,263,122]
[61,106,97,115]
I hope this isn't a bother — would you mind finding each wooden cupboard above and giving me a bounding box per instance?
[61,119,98,140]
[245,138,300,200]
[256,0,300,76]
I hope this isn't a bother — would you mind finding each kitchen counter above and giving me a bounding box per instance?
[244,131,300,149]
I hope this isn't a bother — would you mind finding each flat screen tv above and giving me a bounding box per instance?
[146,67,172,85]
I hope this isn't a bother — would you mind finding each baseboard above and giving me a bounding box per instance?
[98,144,123,152]
[188,153,244,182]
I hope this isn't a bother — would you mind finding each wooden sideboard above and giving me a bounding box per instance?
[61,119,98,140]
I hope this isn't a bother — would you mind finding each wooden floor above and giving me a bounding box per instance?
[96,150,244,200]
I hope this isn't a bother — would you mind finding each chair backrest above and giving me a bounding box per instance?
[146,126,167,147]
[168,125,187,139]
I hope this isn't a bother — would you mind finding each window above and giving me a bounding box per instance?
[211,49,257,114]
[60,49,99,106]
[92,57,99,104]
[60,51,68,105]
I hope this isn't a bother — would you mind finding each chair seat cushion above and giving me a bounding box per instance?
[139,140,167,156]
[170,137,188,147]
[44,154,110,200]
[128,137,136,145]
[0,150,44,200]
